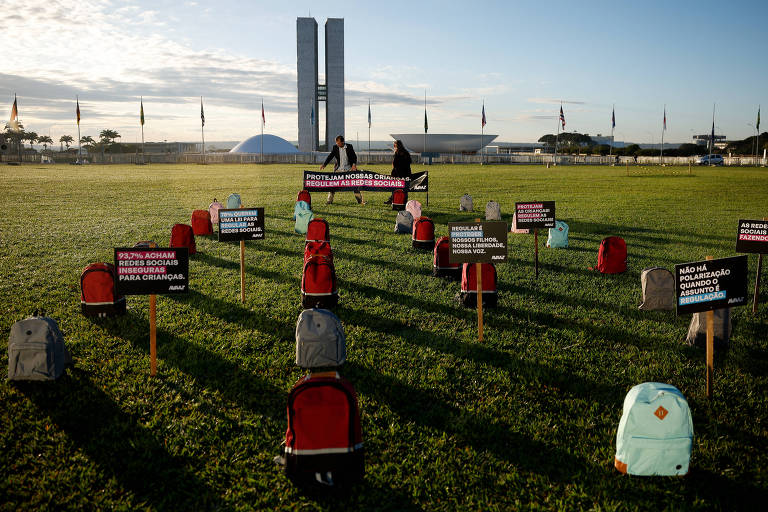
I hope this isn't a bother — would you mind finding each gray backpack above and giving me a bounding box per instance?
[295,309,346,368]
[459,194,473,211]
[638,267,675,311]
[8,313,72,381]
[394,210,414,234]
[485,200,501,220]
[685,308,731,351]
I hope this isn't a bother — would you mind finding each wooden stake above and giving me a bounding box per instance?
[240,240,246,303]
[706,255,714,400]
[753,217,768,314]
[477,262,483,342]
[534,228,539,278]
[688,162,692,175]
[149,294,157,377]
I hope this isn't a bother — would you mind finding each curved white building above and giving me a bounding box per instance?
[229,134,299,154]
[390,134,498,153]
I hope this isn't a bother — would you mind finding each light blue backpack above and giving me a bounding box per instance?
[615,382,693,476]
[226,193,242,209]
[293,200,310,220]
[546,220,569,248]
[295,209,315,235]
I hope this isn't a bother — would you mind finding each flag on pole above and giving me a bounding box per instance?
[559,106,565,129]
[711,121,715,145]
[611,107,615,129]
[663,108,667,131]
[200,97,205,127]
[482,103,486,128]
[261,100,265,125]
[76,98,81,125]
[310,105,314,126]
[424,108,428,133]
[757,106,761,131]
[9,95,20,132]
[140,98,145,126]
[367,100,371,129]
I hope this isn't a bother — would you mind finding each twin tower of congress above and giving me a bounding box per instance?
[297,17,345,153]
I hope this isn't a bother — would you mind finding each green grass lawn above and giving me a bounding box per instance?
[1,163,767,511]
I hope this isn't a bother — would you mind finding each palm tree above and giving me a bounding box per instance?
[24,131,38,150]
[60,135,74,151]
[99,129,120,145]
[38,135,53,152]
[80,135,95,148]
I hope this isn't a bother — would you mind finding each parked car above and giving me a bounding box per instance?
[696,154,724,165]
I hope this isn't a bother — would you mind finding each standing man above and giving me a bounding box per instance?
[321,135,364,204]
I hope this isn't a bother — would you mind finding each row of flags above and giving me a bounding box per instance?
[6,95,763,140]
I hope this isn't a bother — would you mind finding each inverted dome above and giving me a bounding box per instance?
[230,134,299,154]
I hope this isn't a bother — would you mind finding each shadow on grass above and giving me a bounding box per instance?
[19,370,224,510]
[568,220,731,245]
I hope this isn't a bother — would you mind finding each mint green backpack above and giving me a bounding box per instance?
[546,220,569,248]
[226,193,242,209]
[295,209,315,235]
[615,382,693,476]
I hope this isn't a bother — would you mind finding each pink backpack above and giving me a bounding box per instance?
[208,199,224,225]
[406,200,422,220]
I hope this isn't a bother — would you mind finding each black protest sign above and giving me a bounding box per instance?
[515,201,555,229]
[218,208,265,242]
[448,221,508,264]
[675,255,748,315]
[115,247,189,295]
[303,170,428,192]
[735,219,768,254]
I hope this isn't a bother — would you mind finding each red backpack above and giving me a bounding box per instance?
[170,224,196,255]
[593,236,627,274]
[391,189,406,211]
[297,189,312,209]
[460,263,497,308]
[412,217,435,250]
[301,256,338,309]
[304,241,333,264]
[283,371,364,488]
[433,236,460,279]
[306,217,330,243]
[80,263,126,317]
[191,209,213,236]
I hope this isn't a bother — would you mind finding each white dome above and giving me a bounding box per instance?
[230,134,299,154]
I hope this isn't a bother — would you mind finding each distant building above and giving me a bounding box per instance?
[297,17,344,152]
[390,134,498,154]
[229,134,299,154]
[693,134,727,149]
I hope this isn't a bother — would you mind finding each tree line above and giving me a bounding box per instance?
[2,123,124,154]
[538,132,768,156]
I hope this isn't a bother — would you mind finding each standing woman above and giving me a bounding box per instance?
[384,139,412,204]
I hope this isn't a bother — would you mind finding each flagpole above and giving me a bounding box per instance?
[424,90,427,163]
[140,97,145,165]
[660,104,665,165]
[554,102,561,165]
[756,105,760,164]
[609,104,614,158]
[368,98,371,165]
[76,96,82,164]
[261,98,264,164]
[201,97,206,165]
[481,99,485,166]
[710,103,715,162]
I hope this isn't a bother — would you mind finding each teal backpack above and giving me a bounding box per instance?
[227,193,242,209]
[615,382,693,476]
[293,200,310,220]
[546,220,569,248]
[295,209,315,235]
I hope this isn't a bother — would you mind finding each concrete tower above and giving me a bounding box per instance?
[296,17,344,152]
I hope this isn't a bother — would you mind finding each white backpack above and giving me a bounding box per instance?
[295,309,346,369]
[485,200,501,220]
[394,210,414,234]
[8,313,72,381]
[459,194,473,211]
[638,267,675,311]
[615,382,693,476]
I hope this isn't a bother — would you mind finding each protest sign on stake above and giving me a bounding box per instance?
[115,247,189,376]
[734,217,768,313]
[218,207,265,303]
[675,254,748,399]
[515,202,555,278]
[449,220,507,341]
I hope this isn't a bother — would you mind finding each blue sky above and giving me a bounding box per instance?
[2,0,766,146]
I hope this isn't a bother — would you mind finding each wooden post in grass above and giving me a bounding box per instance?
[475,218,484,342]
[534,228,539,278]
[240,240,246,303]
[150,294,157,376]
[706,255,714,400]
[689,162,692,175]
[626,161,629,176]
